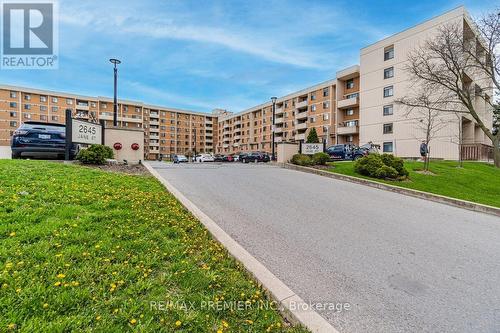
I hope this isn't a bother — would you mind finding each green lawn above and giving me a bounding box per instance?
[327,160,500,208]
[0,160,308,333]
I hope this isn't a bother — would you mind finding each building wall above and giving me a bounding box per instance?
[359,6,492,159]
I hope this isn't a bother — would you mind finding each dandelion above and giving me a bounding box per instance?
[55,253,62,258]
[43,303,49,309]
[56,273,66,279]
[9,232,15,237]
[96,315,101,321]
[130,319,137,325]
[54,281,61,287]
[175,320,182,327]
[222,320,229,328]
[7,323,16,330]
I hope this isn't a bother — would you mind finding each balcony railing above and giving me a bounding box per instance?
[295,100,308,109]
[295,122,307,130]
[337,125,359,135]
[337,96,358,109]
[295,111,308,120]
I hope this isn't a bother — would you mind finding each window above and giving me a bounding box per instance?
[311,93,316,100]
[40,105,47,111]
[383,142,393,152]
[383,86,394,98]
[384,67,394,79]
[10,91,17,98]
[52,97,58,103]
[9,102,17,108]
[346,79,354,89]
[311,105,316,112]
[323,87,329,97]
[24,104,31,110]
[66,98,73,105]
[40,95,47,102]
[10,121,17,127]
[24,94,31,100]
[323,113,329,121]
[9,111,17,117]
[52,106,58,112]
[309,117,316,123]
[91,102,97,108]
[384,45,394,61]
[323,101,329,109]
[383,104,393,116]
[345,120,358,127]
[346,92,359,99]
[40,115,47,121]
[102,103,107,109]
[383,123,393,134]
[52,116,59,121]
[345,109,354,116]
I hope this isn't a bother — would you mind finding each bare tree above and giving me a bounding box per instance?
[397,9,500,167]
[398,88,448,171]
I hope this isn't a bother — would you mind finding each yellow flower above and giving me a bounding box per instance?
[56,274,66,279]
[43,303,49,309]
[175,320,182,327]
[96,315,101,321]
[217,330,223,333]
[7,323,16,330]
[130,319,137,325]
[54,281,61,287]
[9,232,15,237]
[222,320,229,328]
[55,253,62,258]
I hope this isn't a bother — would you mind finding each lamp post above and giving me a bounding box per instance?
[271,96,277,160]
[109,58,121,127]
[193,127,197,160]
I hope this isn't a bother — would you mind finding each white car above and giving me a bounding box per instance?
[195,154,215,162]
[173,154,188,163]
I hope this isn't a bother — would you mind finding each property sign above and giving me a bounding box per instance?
[301,143,324,155]
[71,119,102,145]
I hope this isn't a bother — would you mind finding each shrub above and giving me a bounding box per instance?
[354,154,384,176]
[312,152,330,165]
[380,153,409,177]
[354,153,408,180]
[76,144,114,165]
[291,154,312,166]
[374,165,399,179]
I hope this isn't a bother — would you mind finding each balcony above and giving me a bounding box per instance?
[294,133,306,141]
[223,144,229,148]
[275,137,283,143]
[338,96,358,109]
[149,142,160,147]
[275,107,284,115]
[275,116,284,124]
[274,127,284,133]
[149,120,159,125]
[233,143,240,147]
[205,118,213,124]
[149,127,159,132]
[295,122,307,130]
[296,100,308,109]
[233,120,241,126]
[223,123,231,129]
[295,111,308,120]
[99,114,143,123]
[149,134,159,139]
[233,135,241,140]
[337,125,359,135]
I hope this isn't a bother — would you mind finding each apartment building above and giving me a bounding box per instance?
[0,86,217,160]
[0,7,492,161]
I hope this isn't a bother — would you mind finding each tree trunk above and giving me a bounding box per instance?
[493,138,500,168]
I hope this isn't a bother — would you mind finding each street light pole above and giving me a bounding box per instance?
[193,127,197,159]
[271,96,277,160]
[109,58,121,127]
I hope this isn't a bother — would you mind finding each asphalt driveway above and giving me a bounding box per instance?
[149,161,500,333]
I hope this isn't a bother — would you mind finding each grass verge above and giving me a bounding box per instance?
[0,160,308,332]
[327,160,500,208]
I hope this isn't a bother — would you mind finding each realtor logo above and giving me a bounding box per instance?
[1,0,58,69]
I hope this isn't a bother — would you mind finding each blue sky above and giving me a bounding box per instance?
[2,0,498,113]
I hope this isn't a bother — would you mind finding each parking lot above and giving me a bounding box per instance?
[150,161,500,333]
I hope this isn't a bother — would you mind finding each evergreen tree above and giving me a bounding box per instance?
[306,128,320,143]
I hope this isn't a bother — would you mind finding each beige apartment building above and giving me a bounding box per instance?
[0,6,492,161]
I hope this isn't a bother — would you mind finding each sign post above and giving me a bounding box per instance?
[65,109,104,161]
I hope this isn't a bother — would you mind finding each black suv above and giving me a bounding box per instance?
[240,152,270,163]
[11,122,79,159]
[325,144,367,161]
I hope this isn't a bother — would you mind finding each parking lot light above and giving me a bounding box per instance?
[271,96,277,161]
[109,58,121,127]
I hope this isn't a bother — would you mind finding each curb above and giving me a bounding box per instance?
[283,163,500,217]
[143,162,338,333]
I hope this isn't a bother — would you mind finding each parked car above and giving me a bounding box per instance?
[325,144,367,161]
[214,154,224,162]
[222,155,234,162]
[240,152,270,163]
[173,154,188,163]
[11,121,79,159]
[195,153,214,162]
[231,154,240,162]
